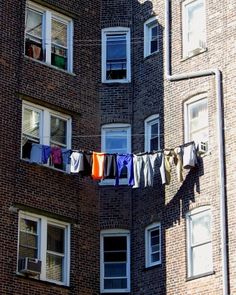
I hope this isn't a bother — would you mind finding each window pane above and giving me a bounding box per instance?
[104,237,126,251]
[47,225,64,254]
[192,243,213,276]
[104,263,126,277]
[26,9,42,39]
[151,252,160,263]
[151,123,159,139]
[191,210,211,245]
[46,253,63,281]
[105,130,127,153]
[51,45,67,70]
[50,116,67,146]
[104,278,127,289]
[23,108,40,138]
[20,218,38,234]
[151,40,158,53]
[51,19,67,47]
[150,137,159,151]
[19,246,38,259]
[104,251,127,262]
[20,232,38,249]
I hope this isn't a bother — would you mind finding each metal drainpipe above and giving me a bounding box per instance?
[164,1,228,294]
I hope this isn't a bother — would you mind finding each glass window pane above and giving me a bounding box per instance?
[151,123,159,138]
[47,225,64,254]
[20,218,38,234]
[151,252,160,263]
[19,246,38,259]
[23,108,40,138]
[51,45,67,70]
[191,210,211,245]
[104,278,127,289]
[104,263,126,277]
[151,244,160,253]
[104,252,127,262]
[51,19,67,47]
[151,26,158,39]
[26,9,42,39]
[104,237,126,251]
[46,253,63,282]
[192,243,213,276]
[105,130,127,153]
[107,35,126,60]
[50,116,67,146]
[151,40,158,53]
[150,137,159,151]
[20,232,38,248]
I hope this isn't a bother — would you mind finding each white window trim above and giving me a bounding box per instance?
[144,16,159,58]
[100,123,131,185]
[101,27,131,83]
[184,94,208,148]
[145,222,161,268]
[100,229,130,293]
[21,101,72,171]
[145,114,160,152]
[17,211,71,286]
[186,206,213,278]
[182,0,206,58]
[26,1,73,72]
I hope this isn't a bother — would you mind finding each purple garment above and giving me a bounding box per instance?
[42,145,51,164]
[116,154,134,186]
[51,147,62,165]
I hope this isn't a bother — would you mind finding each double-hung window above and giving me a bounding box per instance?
[18,211,70,286]
[100,230,130,293]
[144,17,159,57]
[101,124,131,184]
[25,1,73,72]
[186,206,213,277]
[21,101,71,171]
[145,115,160,152]
[102,27,131,83]
[184,96,208,151]
[182,0,206,57]
[145,223,161,268]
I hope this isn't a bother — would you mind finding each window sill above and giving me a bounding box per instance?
[24,55,76,76]
[16,273,70,288]
[21,158,70,174]
[143,263,162,271]
[181,47,207,62]
[101,79,131,84]
[144,50,160,60]
[186,271,215,281]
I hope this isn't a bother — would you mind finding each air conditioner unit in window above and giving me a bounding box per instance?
[18,257,41,276]
[198,141,208,154]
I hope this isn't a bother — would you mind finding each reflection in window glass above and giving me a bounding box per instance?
[50,116,67,147]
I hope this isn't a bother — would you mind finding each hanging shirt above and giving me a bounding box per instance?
[62,148,71,165]
[143,153,158,187]
[30,143,43,164]
[51,147,62,165]
[133,154,143,188]
[174,147,183,182]
[70,152,84,173]
[81,152,93,177]
[42,145,51,164]
[160,150,174,185]
[92,152,105,180]
[116,154,134,186]
[183,143,197,169]
[104,154,117,178]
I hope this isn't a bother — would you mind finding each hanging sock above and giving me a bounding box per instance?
[70,152,84,173]
[92,152,105,180]
[116,154,134,186]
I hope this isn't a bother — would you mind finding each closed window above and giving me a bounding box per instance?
[21,101,71,171]
[18,212,70,285]
[185,96,208,151]
[25,1,73,72]
[144,17,159,57]
[145,223,161,268]
[186,207,213,277]
[145,115,160,152]
[102,27,131,83]
[100,230,130,293]
[182,0,206,57]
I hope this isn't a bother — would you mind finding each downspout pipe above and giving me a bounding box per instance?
[164,1,228,295]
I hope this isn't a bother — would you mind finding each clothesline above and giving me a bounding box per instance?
[25,141,198,188]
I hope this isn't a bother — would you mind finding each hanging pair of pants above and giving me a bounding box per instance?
[116,154,134,186]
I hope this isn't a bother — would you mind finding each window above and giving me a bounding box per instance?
[144,17,159,57]
[25,1,73,72]
[101,124,131,184]
[145,115,160,152]
[100,230,130,293]
[184,96,208,150]
[145,223,161,268]
[18,211,70,285]
[182,0,206,57]
[102,27,131,83]
[186,206,213,277]
[21,101,72,171]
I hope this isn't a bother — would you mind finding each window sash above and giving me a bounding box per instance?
[145,116,160,152]
[147,225,161,266]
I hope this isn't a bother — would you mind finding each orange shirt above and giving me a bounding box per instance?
[92,152,105,180]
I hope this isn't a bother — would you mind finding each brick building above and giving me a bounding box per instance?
[0,0,235,294]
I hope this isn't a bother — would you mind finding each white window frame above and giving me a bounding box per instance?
[17,211,71,286]
[184,94,208,149]
[21,101,72,170]
[182,0,206,58]
[145,114,160,152]
[100,229,130,293]
[186,206,213,278]
[144,16,159,58]
[145,222,161,268]
[101,27,131,83]
[25,1,73,72]
[101,123,131,185]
